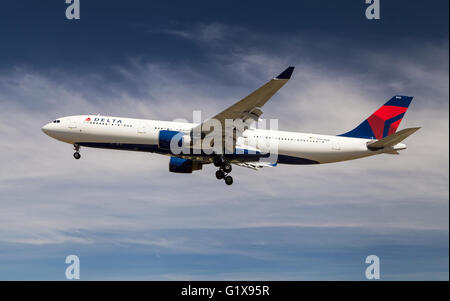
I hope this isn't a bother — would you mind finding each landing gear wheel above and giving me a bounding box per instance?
[222,163,232,173]
[213,156,223,167]
[73,152,81,160]
[224,176,233,185]
[215,170,225,180]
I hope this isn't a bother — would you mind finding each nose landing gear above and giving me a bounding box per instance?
[214,156,233,185]
[73,144,81,160]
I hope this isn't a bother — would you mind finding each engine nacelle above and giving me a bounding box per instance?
[169,157,202,173]
[159,130,183,150]
[158,130,191,153]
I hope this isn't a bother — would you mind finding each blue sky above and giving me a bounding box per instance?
[0,0,448,280]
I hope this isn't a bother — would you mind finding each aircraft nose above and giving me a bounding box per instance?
[41,123,52,135]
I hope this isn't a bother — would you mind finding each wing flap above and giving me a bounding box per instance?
[235,161,277,170]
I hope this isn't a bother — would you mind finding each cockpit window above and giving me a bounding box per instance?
[53,120,61,123]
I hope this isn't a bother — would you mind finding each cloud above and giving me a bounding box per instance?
[158,23,229,46]
[0,225,447,280]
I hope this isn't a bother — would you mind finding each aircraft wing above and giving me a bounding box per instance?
[191,66,295,153]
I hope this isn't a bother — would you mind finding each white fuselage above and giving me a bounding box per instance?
[41,115,399,165]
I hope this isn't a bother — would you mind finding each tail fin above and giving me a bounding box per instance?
[339,95,413,139]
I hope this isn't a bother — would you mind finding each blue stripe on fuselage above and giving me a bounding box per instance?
[76,142,319,165]
[276,155,319,165]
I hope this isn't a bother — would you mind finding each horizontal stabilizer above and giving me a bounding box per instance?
[385,150,400,155]
[367,127,421,150]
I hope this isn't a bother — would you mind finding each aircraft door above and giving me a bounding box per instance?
[137,124,146,134]
[332,142,340,150]
[68,120,77,129]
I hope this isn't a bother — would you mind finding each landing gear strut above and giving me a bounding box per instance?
[73,144,81,160]
[213,156,223,167]
[214,156,233,185]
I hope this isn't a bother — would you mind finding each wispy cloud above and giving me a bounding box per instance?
[158,23,229,45]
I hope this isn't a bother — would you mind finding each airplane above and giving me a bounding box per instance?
[41,66,420,185]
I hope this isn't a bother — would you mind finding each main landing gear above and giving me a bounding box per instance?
[214,156,233,185]
[73,144,81,160]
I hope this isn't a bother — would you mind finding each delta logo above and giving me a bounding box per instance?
[85,117,122,123]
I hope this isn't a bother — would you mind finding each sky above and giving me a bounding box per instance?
[0,0,448,280]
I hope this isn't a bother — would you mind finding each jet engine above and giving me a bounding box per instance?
[158,130,191,153]
[169,157,203,173]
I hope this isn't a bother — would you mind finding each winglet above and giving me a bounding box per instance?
[276,66,295,79]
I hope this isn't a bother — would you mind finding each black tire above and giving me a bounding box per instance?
[73,152,81,160]
[224,176,233,185]
[213,156,222,167]
[215,169,225,180]
[222,163,232,173]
